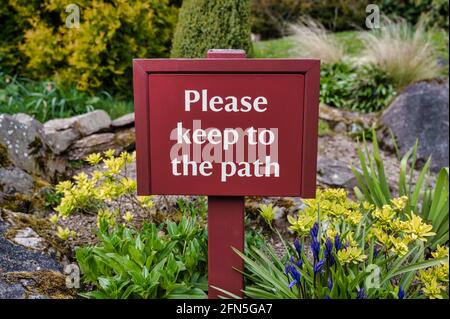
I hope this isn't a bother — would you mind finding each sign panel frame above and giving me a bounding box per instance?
[133,58,320,198]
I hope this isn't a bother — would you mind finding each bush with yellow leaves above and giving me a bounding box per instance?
[50,150,153,240]
[4,0,178,96]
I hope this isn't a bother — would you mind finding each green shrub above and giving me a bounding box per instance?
[380,0,449,30]
[0,71,132,122]
[3,0,178,96]
[251,0,368,39]
[320,63,396,113]
[76,215,208,299]
[171,0,252,58]
[251,0,303,39]
[0,2,28,73]
[352,129,449,250]
[224,188,449,299]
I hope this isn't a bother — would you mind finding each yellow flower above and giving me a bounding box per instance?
[345,210,362,225]
[103,149,116,158]
[337,246,367,264]
[362,201,374,211]
[389,236,409,256]
[391,196,408,211]
[288,214,316,237]
[326,226,338,239]
[55,180,73,194]
[49,214,59,224]
[432,245,449,259]
[56,226,71,241]
[421,278,447,299]
[85,153,102,165]
[372,205,396,224]
[404,214,436,242]
[123,211,134,223]
[138,196,154,209]
[258,204,276,228]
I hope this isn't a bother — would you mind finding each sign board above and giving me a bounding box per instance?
[133,57,320,198]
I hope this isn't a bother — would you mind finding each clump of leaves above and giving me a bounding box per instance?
[76,213,208,299]
[320,62,396,113]
[50,150,153,240]
[0,71,133,122]
[352,129,449,250]
[226,188,448,299]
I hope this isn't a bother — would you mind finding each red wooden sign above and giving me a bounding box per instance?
[134,56,320,198]
[133,50,320,298]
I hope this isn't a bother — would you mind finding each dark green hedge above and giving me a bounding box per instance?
[171,0,253,58]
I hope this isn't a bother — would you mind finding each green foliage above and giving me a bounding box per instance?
[51,151,155,240]
[227,189,449,299]
[251,0,368,39]
[76,215,208,299]
[3,0,178,96]
[352,129,449,250]
[250,0,303,39]
[320,63,396,113]
[0,71,133,122]
[171,0,252,58]
[380,0,449,30]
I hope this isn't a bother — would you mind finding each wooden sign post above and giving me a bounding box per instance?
[133,49,320,299]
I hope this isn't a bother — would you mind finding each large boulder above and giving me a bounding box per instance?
[44,110,111,154]
[0,113,66,179]
[379,80,449,172]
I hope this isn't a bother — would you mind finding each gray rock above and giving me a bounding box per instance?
[379,81,449,172]
[66,127,135,160]
[43,110,111,154]
[111,113,134,128]
[0,210,64,299]
[11,227,47,251]
[0,279,26,299]
[44,109,111,136]
[317,156,358,189]
[44,127,80,155]
[66,133,116,160]
[0,114,65,179]
[0,167,34,196]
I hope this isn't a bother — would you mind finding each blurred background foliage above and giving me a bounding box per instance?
[251,0,449,40]
[0,0,448,117]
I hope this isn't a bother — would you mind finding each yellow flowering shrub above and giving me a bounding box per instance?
[51,150,153,240]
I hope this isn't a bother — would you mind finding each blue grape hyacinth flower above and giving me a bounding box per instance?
[398,286,405,299]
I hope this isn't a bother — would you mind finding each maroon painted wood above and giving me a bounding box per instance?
[208,195,244,299]
[133,58,320,197]
[206,50,245,299]
[132,49,320,299]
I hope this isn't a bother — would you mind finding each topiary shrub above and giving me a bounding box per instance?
[171,0,253,58]
[4,0,178,97]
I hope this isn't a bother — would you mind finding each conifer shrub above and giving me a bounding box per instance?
[171,0,253,58]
